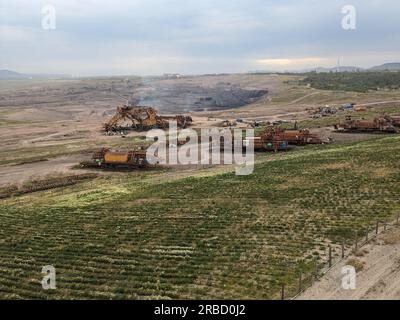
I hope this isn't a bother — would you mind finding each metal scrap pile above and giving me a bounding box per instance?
[308,105,338,118]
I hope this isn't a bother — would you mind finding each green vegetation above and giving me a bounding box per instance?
[261,75,400,108]
[1,136,399,299]
[300,72,400,93]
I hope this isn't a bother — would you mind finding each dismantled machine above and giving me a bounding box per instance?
[384,115,400,127]
[247,127,323,152]
[334,117,397,133]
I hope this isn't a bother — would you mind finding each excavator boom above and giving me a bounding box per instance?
[104,105,192,132]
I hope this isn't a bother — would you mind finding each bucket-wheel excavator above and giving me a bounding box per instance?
[103,105,192,132]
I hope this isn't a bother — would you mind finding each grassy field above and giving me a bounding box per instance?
[299,72,400,93]
[1,135,399,299]
[273,75,400,106]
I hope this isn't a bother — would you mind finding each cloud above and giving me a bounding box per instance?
[1,0,399,75]
[256,58,329,68]
[0,25,35,41]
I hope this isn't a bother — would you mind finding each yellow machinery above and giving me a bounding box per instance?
[81,148,152,168]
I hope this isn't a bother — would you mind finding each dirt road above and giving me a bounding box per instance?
[0,155,89,187]
[289,92,320,104]
[356,100,400,107]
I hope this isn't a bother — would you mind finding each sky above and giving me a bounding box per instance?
[0,0,399,76]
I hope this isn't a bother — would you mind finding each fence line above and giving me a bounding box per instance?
[283,213,400,300]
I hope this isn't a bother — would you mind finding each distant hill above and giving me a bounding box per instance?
[294,63,400,74]
[299,66,363,73]
[0,70,29,80]
[0,69,72,80]
[369,63,400,71]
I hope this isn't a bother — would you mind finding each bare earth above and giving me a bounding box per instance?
[0,155,88,186]
[0,74,282,186]
[298,226,400,300]
[1,74,398,186]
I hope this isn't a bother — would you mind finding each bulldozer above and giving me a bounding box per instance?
[103,105,193,132]
[334,117,397,133]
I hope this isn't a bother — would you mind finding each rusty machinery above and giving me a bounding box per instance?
[334,117,397,133]
[248,127,323,152]
[104,105,193,132]
[81,148,157,169]
[250,127,289,152]
[384,115,400,127]
[218,126,324,153]
[279,128,323,145]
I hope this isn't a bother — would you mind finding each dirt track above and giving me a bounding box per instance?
[357,100,400,107]
[0,155,89,187]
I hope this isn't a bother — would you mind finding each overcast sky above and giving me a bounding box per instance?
[0,0,399,76]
